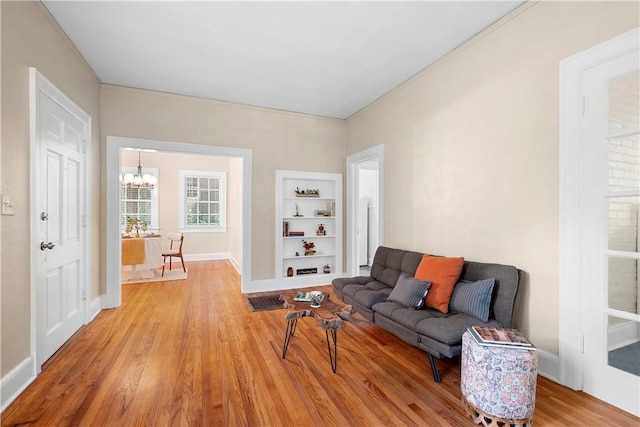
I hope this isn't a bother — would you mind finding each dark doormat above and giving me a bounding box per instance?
[246,294,284,312]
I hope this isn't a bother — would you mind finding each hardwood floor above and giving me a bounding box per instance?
[2,260,638,426]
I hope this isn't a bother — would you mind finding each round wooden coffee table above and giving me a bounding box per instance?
[279,290,352,373]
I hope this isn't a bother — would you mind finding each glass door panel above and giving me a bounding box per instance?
[608,134,639,192]
[608,315,640,376]
[608,257,639,315]
[605,67,640,383]
[608,196,639,252]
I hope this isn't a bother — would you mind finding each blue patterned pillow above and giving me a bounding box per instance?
[388,274,431,309]
[449,278,495,322]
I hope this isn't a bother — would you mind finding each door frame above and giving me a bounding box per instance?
[559,27,639,391]
[346,145,384,277]
[29,68,92,372]
[104,136,252,307]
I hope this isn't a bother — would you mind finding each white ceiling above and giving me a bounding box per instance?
[43,1,524,119]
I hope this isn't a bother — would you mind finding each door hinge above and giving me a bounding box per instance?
[82,214,87,228]
[82,289,87,301]
[580,95,586,116]
[580,335,584,353]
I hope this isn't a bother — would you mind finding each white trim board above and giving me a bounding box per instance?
[0,356,36,413]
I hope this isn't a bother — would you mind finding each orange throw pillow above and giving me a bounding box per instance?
[415,255,465,313]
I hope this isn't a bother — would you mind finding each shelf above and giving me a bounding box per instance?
[282,196,336,202]
[283,216,335,220]
[283,253,336,260]
[283,235,335,239]
[276,170,342,283]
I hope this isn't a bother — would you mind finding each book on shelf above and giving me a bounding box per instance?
[293,291,312,302]
[468,326,535,351]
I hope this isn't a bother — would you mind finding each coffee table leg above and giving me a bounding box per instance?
[282,318,297,359]
[325,328,338,373]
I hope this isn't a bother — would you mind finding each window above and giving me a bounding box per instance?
[120,167,158,230]
[179,170,226,231]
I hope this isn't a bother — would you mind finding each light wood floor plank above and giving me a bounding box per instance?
[2,260,639,426]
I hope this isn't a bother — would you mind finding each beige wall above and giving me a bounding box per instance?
[102,85,346,281]
[1,2,101,376]
[346,1,640,354]
[121,150,240,257]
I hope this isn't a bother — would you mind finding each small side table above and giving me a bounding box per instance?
[280,291,352,373]
[461,331,538,427]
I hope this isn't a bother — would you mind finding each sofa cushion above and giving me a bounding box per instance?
[387,274,430,309]
[372,301,442,330]
[415,255,465,314]
[332,276,372,294]
[370,246,423,287]
[449,278,495,322]
[343,283,391,309]
[415,314,501,346]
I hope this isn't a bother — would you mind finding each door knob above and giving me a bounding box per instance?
[40,241,55,251]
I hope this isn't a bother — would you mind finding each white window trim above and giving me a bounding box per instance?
[121,166,159,232]
[178,169,227,232]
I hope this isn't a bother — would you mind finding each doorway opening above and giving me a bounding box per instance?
[347,145,384,277]
[105,137,252,308]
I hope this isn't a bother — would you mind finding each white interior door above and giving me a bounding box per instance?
[35,89,87,368]
[582,50,640,416]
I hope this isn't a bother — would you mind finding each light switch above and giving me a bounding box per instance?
[2,194,15,215]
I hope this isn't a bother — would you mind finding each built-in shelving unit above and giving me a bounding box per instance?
[275,170,342,283]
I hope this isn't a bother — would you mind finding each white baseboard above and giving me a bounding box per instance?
[247,273,346,294]
[608,320,640,351]
[537,349,560,383]
[0,355,36,413]
[183,252,230,262]
[228,254,241,275]
[89,296,102,322]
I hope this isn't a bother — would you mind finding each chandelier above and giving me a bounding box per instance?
[122,151,156,189]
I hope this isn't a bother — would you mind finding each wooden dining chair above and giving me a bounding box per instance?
[162,233,185,276]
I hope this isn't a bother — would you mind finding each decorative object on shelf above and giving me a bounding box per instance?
[316,224,326,236]
[314,209,332,217]
[323,264,331,274]
[302,240,316,256]
[287,267,294,277]
[283,221,289,237]
[293,203,303,217]
[295,187,320,198]
[295,252,300,257]
[122,150,156,189]
[296,268,317,275]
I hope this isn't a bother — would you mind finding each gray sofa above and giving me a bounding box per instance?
[332,246,521,382]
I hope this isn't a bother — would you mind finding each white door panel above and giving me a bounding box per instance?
[37,90,86,366]
[582,51,640,416]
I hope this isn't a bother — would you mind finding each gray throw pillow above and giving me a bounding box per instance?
[449,278,495,322]
[387,274,431,309]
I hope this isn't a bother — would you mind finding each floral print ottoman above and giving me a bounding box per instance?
[460,330,538,427]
